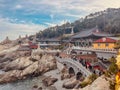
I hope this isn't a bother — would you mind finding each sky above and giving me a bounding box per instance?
[0,0,120,41]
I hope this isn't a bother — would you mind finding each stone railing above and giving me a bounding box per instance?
[72,46,117,54]
[55,57,92,77]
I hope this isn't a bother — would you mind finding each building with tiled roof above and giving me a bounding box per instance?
[71,27,113,47]
[93,37,120,50]
[71,27,113,39]
[37,38,61,48]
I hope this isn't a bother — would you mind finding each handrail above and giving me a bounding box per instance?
[72,46,117,54]
[55,57,92,77]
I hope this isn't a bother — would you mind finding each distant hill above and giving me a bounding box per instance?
[37,8,120,39]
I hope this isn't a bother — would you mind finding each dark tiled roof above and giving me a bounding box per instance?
[72,27,113,39]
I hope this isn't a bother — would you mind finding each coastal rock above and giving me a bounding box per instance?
[3,57,33,71]
[0,45,19,55]
[0,61,10,69]
[63,77,79,89]
[0,54,57,84]
[0,45,8,51]
[61,67,70,80]
[22,61,39,76]
[0,70,22,84]
[42,76,58,86]
[74,76,110,90]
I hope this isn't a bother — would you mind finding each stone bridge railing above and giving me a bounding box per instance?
[72,46,117,54]
[55,57,92,77]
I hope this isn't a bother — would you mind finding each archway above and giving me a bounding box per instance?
[76,72,83,80]
[69,67,75,77]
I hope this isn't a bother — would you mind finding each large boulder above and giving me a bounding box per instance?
[63,77,79,89]
[42,76,58,86]
[74,76,110,90]
[3,57,33,71]
[0,54,57,84]
[61,67,70,80]
[0,70,22,84]
[22,61,39,76]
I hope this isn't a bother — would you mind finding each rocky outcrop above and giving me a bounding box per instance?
[0,45,19,55]
[0,45,8,51]
[0,54,57,84]
[42,76,58,86]
[3,57,33,71]
[74,76,110,90]
[0,70,22,84]
[0,36,12,45]
[63,76,79,89]
[61,66,70,80]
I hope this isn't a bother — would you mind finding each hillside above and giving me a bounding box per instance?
[37,8,120,39]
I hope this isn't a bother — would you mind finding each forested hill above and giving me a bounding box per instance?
[37,8,120,39]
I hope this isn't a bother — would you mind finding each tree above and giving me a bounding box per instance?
[114,40,120,49]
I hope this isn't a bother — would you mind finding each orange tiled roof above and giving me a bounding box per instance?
[94,37,117,43]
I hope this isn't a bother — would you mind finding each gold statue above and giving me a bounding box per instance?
[116,49,120,90]
[116,49,120,69]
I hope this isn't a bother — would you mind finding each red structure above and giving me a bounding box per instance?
[94,37,117,43]
[28,41,38,49]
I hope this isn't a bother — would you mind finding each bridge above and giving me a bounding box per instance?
[55,57,92,78]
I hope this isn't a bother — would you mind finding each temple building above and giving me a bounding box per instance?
[71,27,113,47]
[37,38,61,48]
[93,37,119,50]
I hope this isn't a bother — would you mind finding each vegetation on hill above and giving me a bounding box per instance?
[37,8,120,39]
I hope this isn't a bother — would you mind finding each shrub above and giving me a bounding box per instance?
[88,74,98,83]
[80,81,90,88]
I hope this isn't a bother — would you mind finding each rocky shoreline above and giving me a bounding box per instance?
[0,45,111,90]
[0,45,57,84]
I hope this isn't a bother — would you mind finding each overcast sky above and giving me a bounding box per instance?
[0,0,120,41]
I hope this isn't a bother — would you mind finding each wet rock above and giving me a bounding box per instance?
[42,76,58,86]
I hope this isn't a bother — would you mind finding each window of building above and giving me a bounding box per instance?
[98,43,100,46]
[105,43,109,47]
